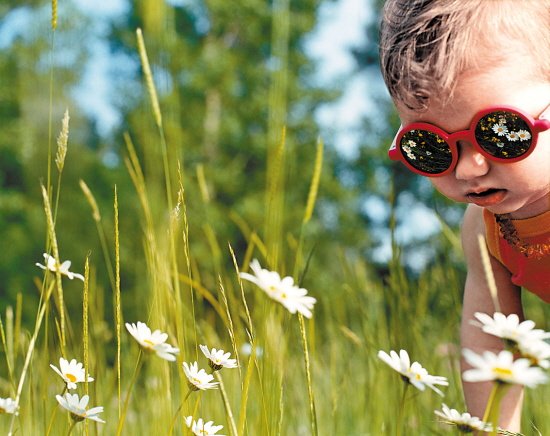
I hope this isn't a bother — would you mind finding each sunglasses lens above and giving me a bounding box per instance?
[399,129,453,174]
[475,111,533,159]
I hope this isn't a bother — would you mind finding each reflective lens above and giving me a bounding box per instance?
[399,129,453,175]
[474,110,532,159]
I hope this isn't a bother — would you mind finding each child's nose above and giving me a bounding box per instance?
[454,141,489,180]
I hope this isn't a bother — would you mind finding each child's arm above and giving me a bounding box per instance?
[460,204,524,432]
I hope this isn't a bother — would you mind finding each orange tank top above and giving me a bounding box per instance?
[483,208,550,302]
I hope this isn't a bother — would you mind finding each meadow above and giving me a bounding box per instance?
[3,1,550,435]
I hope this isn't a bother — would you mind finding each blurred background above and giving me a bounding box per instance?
[0,0,465,327]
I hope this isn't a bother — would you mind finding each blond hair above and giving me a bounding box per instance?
[379,0,550,110]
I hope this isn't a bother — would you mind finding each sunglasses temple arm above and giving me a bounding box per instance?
[388,125,403,161]
[534,118,550,132]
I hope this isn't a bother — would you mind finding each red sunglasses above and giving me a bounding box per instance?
[388,104,550,176]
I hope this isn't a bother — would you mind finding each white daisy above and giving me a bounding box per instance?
[184,416,225,436]
[517,129,531,141]
[200,345,238,371]
[472,312,550,348]
[434,403,491,432]
[125,322,180,361]
[407,140,416,147]
[0,397,18,415]
[56,393,105,423]
[402,145,411,154]
[50,358,94,390]
[517,339,550,369]
[406,152,416,160]
[506,131,519,141]
[378,349,448,396]
[462,349,548,387]
[239,259,316,318]
[183,361,219,391]
[492,122,508,136]
[36,253,84,281]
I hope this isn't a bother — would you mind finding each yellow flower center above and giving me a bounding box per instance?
[193,377,200,384]
[66,373,77,383]
[493,367,513,379]
[0,408,5,414]
[143,339,155,347]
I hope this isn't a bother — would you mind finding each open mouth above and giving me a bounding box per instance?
[468,188,502,198]
[467,189,507,207]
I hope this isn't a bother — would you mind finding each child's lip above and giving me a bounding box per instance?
[467,189,507,207]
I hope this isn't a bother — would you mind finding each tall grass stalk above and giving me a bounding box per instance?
[179,176,196,402]
[79,179,117,294]
[46,0,57,201]
[135,36,187,425]
[293,137,322,280]
[298,313,318,436]
[9,278,56,436]
[238,352,255,436]
[217,280,239,435]
[267,0,290,265]
[277,382,284,436]
[116,352,145,436]
[53,108,69,231]
[115,186,122,419]
[266,127,286,267]
[42,183,67,349]
[215,371,238,436]
[0,314,15,391]
[229,243,253,365]
[9,183,66,435]
[83,254,90,436]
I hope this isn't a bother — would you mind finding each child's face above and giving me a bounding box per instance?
[395,54,550,219]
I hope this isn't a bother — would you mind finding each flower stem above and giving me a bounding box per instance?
[116,353,145,436]
[46,386,67,436]
[66,420,77,436]
[168,390,193,436]
[185,392,203,436]
[396,381,409,436]
[483,382,510,436]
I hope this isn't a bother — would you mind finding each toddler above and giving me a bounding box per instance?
[379,0,550,431]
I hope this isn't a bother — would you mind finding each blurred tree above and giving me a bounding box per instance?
[112,0,375,294]
[0,0,374,326]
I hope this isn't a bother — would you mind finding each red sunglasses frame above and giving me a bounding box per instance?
[388,104,550,177]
